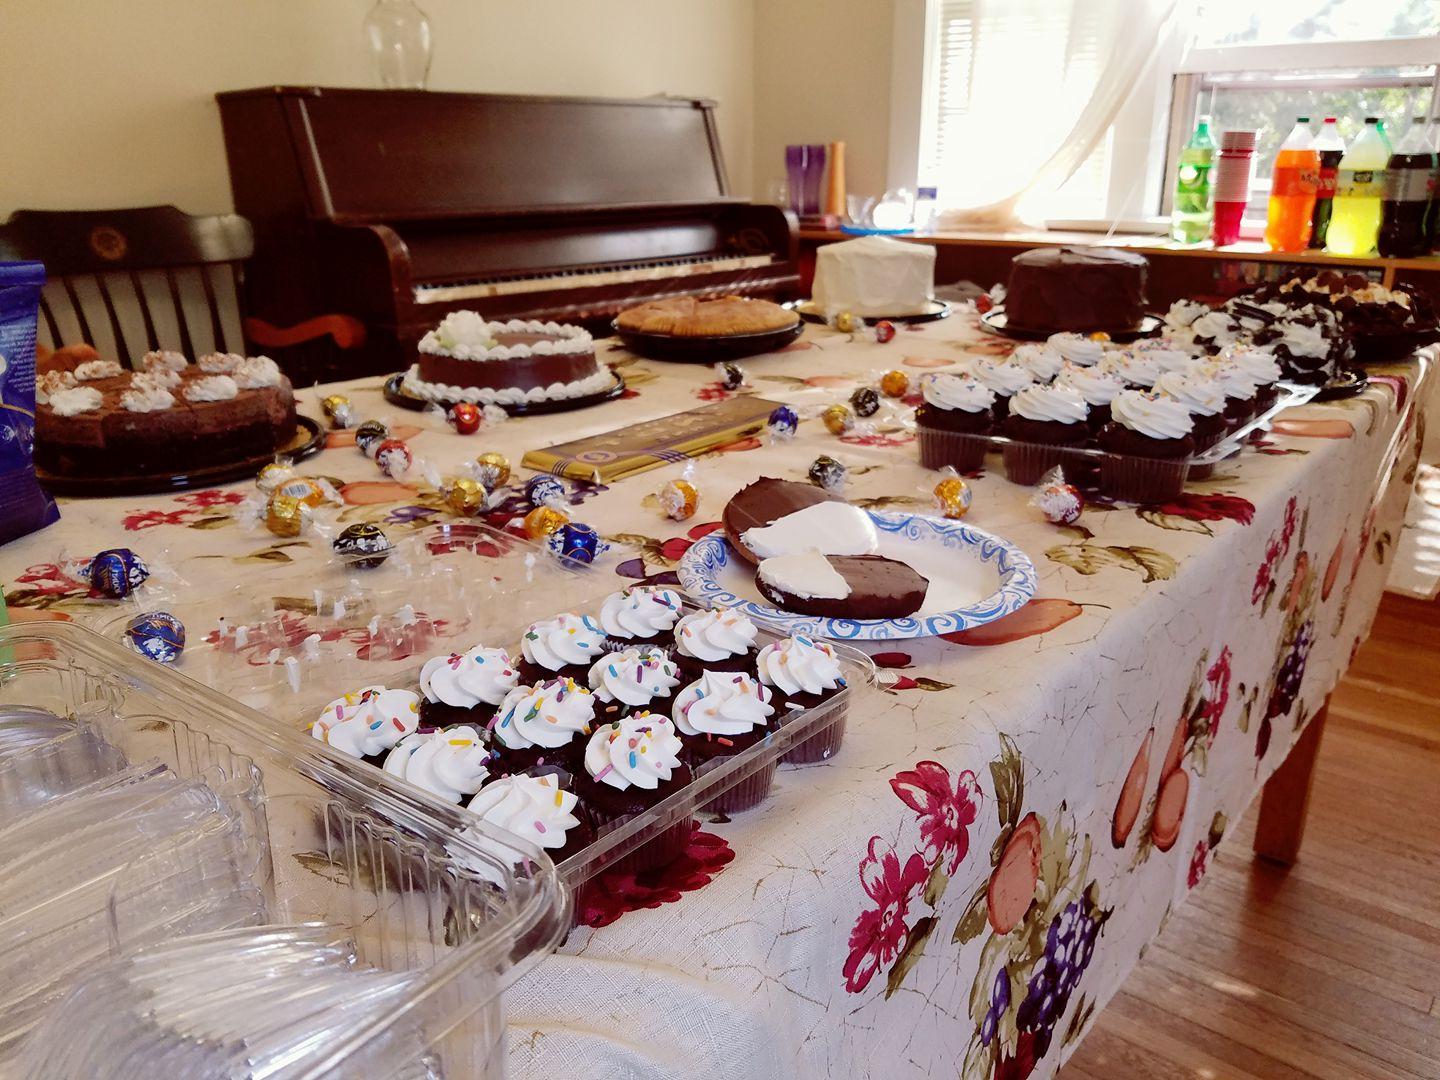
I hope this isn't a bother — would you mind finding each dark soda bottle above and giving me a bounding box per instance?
[1379,116,1436,258]
[1309,117,1345,249]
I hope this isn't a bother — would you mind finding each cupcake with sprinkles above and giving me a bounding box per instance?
[1154,369,1228,450]
[1220,343,1284,412]
[1097,388,1196,501]
[594,585,684,650]
[1197,359,1261,427]
[1054,361,1125,431]
[417,645,519,728]
[517,612,606,683]
[587,645,682,722]
[1000,382,1091,485]
[972,356,1035,420]
[382,725,492,804]
[1010,343,1065,383]
[1046,332,1105,367]
[672,670,776,812]
[487,677,596,776]
[672,608,760,677]
[1100,348,1162,389]
[754,634,850,763]
[915,372,996,472]
[312,685,420,764]
[464,771,594,868]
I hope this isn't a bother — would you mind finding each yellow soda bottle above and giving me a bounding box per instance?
[1326,117,1391,257]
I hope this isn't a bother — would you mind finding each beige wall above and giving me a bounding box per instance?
[752,0,896,203]
[0,0,755,214]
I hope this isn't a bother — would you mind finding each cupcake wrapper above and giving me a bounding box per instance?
[1001,443,1069,486]
[782,708,848,764]
[585,810,694,877]
[918,429,988,472]
[1098,453,1187,503]
[702,758,777,814]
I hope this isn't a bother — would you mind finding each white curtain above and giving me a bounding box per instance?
[928,0,1184,229]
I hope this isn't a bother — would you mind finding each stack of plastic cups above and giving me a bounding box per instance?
[1212,129,1257,247]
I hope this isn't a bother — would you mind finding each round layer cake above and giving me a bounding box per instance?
[1004,247,1149,334]
[402,311,611,407]
[33,351,296,476]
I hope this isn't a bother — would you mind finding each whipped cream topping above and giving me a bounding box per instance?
[1054,361,1124,406]
[520,613,606,670]
[119,381,175,412]
[921,372,995,413]
[672,670,774,737]
[1275,320,1329,359]
[491,678,595,751]
[420,646,519,708]
[312,685,421,758]
[35,369,77,403]
[1046,332,1104,366]
[1164,299,1210,330]
[402,364,614,408]
[584,711,684,791]
[1190,310,1244,347]
[1137,347,1195,375]
[46,386,103,416]
[1109,389,1195,440]
[383,726,491,803]
[595,586,683,640]
[465,772,581,851]
[1155,371,1226,417]
[135,366,181,390]
[141,349,187,373]
[755,635,846,697]
[674,608,758,662]
[756,550,850,600]
[1196,360,1259,400]
[1101,350,1161,387]
[973,357,1035,397]
[73,359,123,382]
[184,375,239,402]
[1011,343,1065,381]
[742,502,879,559]
[232,355,282,389]
[1221,344,1283,384]
[420,312,593,361]
[588,645,680,707]
[1008,383,1089,425]
[197,352,243,373]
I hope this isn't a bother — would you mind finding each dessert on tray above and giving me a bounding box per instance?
[401,310,613,407]
[1003,246,1150,334]
[616,295,799,337]
[811,235,936,317]
[34,349,296,476]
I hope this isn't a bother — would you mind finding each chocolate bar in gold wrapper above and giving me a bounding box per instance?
[522,397,782,483]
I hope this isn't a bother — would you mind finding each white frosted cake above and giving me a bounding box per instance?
[402,311,612,407]
[811,236,936,318]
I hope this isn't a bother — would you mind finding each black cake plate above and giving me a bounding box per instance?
[978,307,1162,343]
[383,371,626,415]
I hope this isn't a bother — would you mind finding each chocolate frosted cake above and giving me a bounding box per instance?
[402,310,612,407]
[1005,247,1149,334]
[34,351,296,476]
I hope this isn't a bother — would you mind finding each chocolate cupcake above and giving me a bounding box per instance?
[517,612,607,683]
[1154,370,1228,451]
[487,678,596,776]
[754,635,849,763]
[587,645,682,722]
[594,585,684,650]
[672,670,776,812]
[973,357,1035,420]
[381,724,492,804]
[1197,360,1261,428]
[417,645,520,728]
[1054,361,1125,431]
[1099,349,1162,390]
[1045,332,1105,367]
[1221,344,1284,412]
[312,685,421,765]
[575,711,694,874]
[464,771,593,868]
[1097,389,1196,502]
[1010,343,1065,383]
[915,373,996,472]
[1131,342,1198,378]
[1001,383,1091,485]
[672,608,760,677]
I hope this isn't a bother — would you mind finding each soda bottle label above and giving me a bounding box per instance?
[1383,166,1432,202]
[1271,165,1318,197]
[1314,166,1338,199]
[1336,169,1386,199]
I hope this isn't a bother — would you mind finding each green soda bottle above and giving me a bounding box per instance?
[1170,115,1216,244]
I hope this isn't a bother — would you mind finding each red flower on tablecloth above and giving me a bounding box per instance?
[122,508,194,530]
[578,823,734,929]
[842,836,928,994]
[1143,492,1255,527]
[173,489,246,509]
[12,562,88,596]
[1188,840,1209,888]
[1202,646,1232,744]
[1252,497,1298,607]
[693,382,734,402]
[840,430,916,448]
[890,762,981,874]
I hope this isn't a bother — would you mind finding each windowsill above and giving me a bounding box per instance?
[1044,216,1270,240]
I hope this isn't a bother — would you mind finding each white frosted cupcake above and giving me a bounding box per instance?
[1011,343,1065,382]
[1054,361,1125,430]
[1046,332,1105,366]
[973,357,1036,419]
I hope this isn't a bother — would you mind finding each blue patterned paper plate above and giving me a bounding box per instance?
[677,510,1036,641]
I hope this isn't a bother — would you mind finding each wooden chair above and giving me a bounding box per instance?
[0,205,363,384]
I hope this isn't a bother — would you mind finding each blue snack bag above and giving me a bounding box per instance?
[0,261,60,545]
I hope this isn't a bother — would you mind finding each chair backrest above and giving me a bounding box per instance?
[0,205,255,367]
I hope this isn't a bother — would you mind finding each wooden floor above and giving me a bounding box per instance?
[1061,593,1440,1080]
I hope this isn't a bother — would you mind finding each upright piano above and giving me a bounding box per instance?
[216,87,799,376]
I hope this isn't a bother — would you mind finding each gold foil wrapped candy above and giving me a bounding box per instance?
[523,505,569,539]
[265,493,307,537]
[880,370,910,398]
[255,462,295,493]
[834,311,860,334]
[658,479,699,521]
[933,476,972,519]
[444,476,487,516]
[474,451,511,490]
[274,477,329,509]
[320,394,350,421]
[822,403,855,435]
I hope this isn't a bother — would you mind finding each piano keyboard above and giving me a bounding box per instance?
[413,254,779,305]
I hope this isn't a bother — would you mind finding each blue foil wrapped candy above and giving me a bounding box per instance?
[524,474,566,509]
[124,611,186,664]
[767,405,799,440]
[547,522,608,565]
[88,548,150,598]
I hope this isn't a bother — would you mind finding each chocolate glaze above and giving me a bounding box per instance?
[1005,246,1148,333]
[722,477,846,564]
[757,554,929,619]
[417,332,600,392]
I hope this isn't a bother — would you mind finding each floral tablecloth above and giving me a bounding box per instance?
[2,313,1426,1080]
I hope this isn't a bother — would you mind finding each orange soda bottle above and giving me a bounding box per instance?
[1265,118,1320,252]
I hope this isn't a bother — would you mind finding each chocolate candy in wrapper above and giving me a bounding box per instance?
[265,493,308,537]
[933,475,972,519]
[375,438,412,478]
[354,420,389,458]
[124,611,185,664]
[474,451,511,490]
[275,476,329,509]
[658,478,699,521]
[88,548,150,598]
[880,369,910,398]
[448,403,481,435]
[874,320,897,344]
[256,461,295,493]
[822,403,855,435]
[524,474,566,509]
[321,394,348,421]
[1031,466,1084,525]
[718,362,746,390]
[808,454,847,493]
[767,405,799,441]
[834,311,861,334]
[332,522,393,568]
[548,521,606,564]
[523,505,569,539]
[850,386,881,418]
[444,476,487,516]
[330,402,359,430]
